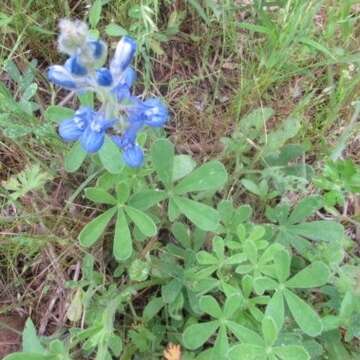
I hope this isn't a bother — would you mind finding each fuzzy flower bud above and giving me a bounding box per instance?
[57,19,89,56]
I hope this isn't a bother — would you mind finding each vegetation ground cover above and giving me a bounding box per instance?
[0,1,360,359]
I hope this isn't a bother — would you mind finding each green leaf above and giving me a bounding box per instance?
[254,277,278,295]
[45,105,74,123]
[264,117,301,153]
[128,190,167,210]
[183,321,219,350]
[115,182,130,204]
[173,196,219,231]
[89,0,102,28]
[125,206,157,237]
[66,288,83,322]
[199,296,222,318]
[85,187,117,205]
[162,278,183,303]
[286,262,329,289]
[3,354,52,360]
[228,344,266,360]
[226,321,263,345]
[172,154,196,182]
[113,209,132,261]
[64,142,87,172]
[223,295,241,319]
[239,107,274,139]
[143,297,165,322]
[241,179,261,196]
[262,316,278,347]
[168,197,181,221]
[22,318,45,353]
[274,345,310,360]
[288,196,323,224]
[174,161,227,194]
[284,289,322,337]
[129,259,150,281]
[79,207,116,247]
[108,334,123,357]
[151,139,174,186]
[244,240,257,264]
[265,290,284,332]
[290,221,344,243]
[105,23,128,37]
[274,248,290,283]
[197,251,218,265]
[98,136,124,174]
[213,325,229,358]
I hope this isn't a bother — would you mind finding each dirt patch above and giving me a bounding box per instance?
[0,315,24,359]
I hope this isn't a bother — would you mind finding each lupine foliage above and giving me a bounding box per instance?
[1,2,360,360]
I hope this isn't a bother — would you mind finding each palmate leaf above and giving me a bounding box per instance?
[98,136,124,174]
[174,160,228,194]
[284,289,323,337]
[113,209,132,261]
[128,189,167,210]
[85,187,117,205]
[183,320,219,350]
[23,318,45,353]
[286,261,329,289]
[151,139,174,186]
[274,345,310,360]
[228,344,266,360]
[268,196,344,257]
[265,290,284,332]
[64,142,87,173]
[172,154,196,182]
[125,206,157,237]
[79,207,117,247]
[173,196,219,231]
[199,296,222,318]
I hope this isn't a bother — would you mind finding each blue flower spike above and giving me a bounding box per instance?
[50,19,169,167]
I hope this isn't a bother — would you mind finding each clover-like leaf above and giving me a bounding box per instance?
[79,207,117,247]
[183,320,219,350]
[286,261,329,289]
[113,209,132,261]
[284,289,322,337]
[174,160,227,194]
[151,139,174,186]
[125,206,157,237]
[173,196,219,231]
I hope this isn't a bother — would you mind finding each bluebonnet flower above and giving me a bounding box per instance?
[59,108,113,153]
[49,19,169,166]
[112,123,144,168]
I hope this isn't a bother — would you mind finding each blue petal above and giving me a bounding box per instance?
[123,122,143,143]
[79,126,105,153]
[126,97,146,123]
[113,84,131,102]
[123,144,144,168]
[143,98,169,127]
[96,68,113,86]
[110,36,137,75]
[122,67,137,88]
[65,56,87,76]
[58,118,84,141]
[88,40,106,59]
[48,65,77,89]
